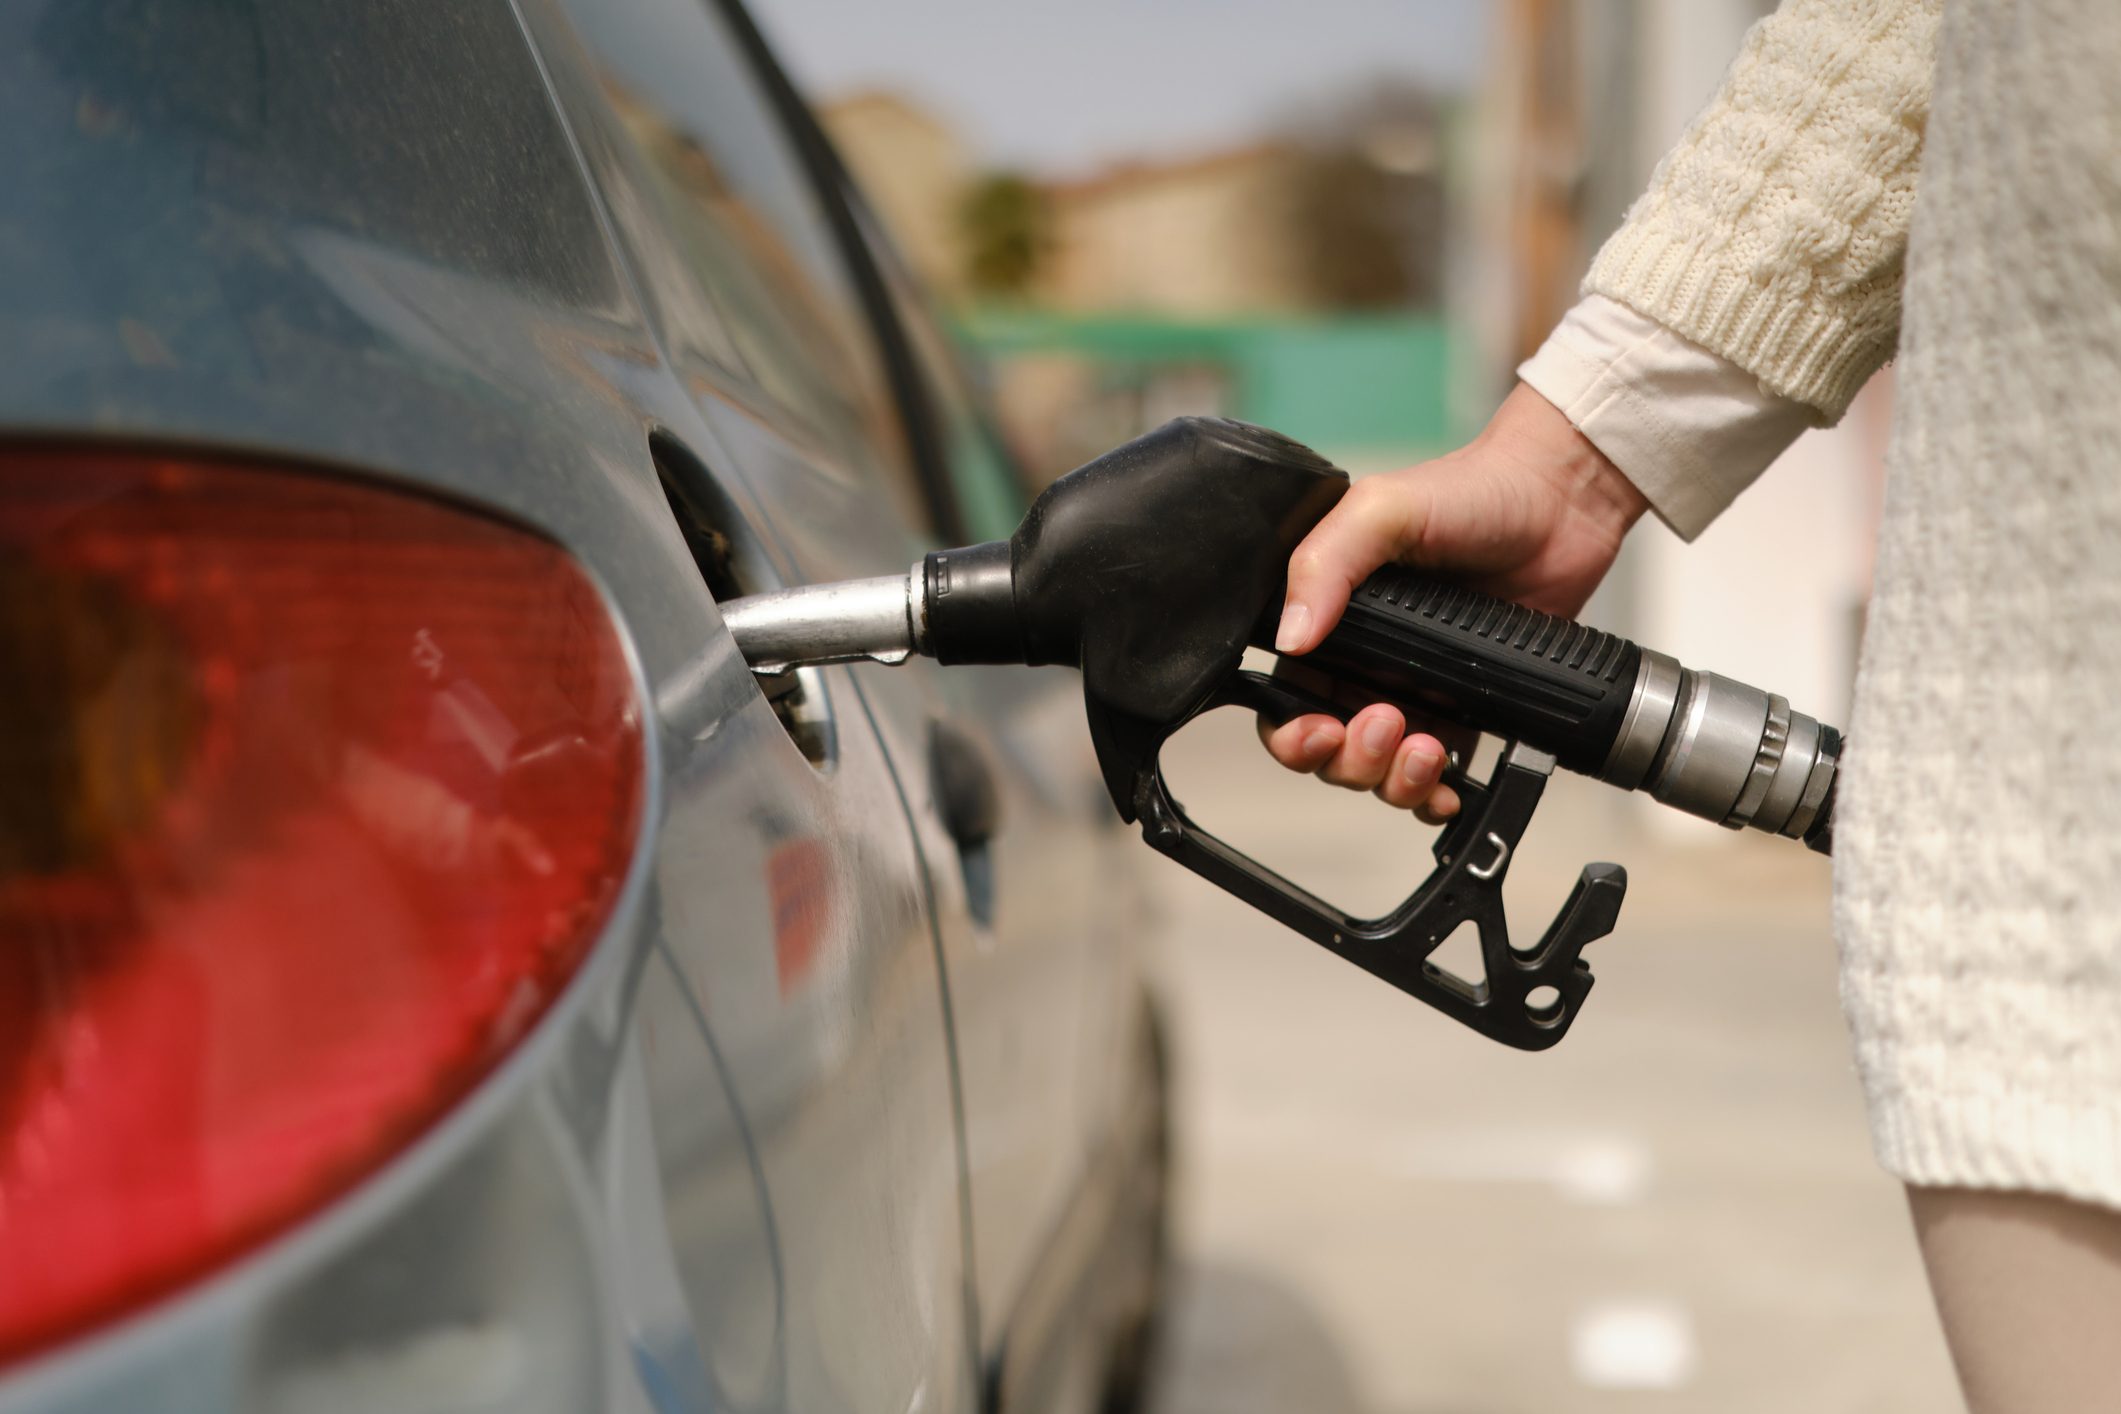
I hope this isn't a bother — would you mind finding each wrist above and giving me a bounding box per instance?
[1482,381,1649,545]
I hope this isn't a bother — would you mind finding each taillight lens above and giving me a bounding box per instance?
[0,450,644,1364]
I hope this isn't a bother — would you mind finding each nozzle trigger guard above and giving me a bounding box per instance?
[1088,669,1626,1050]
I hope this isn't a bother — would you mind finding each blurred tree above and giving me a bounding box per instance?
[1278,81,1449,311]
[960,173,1051,299]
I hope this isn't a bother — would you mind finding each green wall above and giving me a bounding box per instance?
[962,308,1458,464]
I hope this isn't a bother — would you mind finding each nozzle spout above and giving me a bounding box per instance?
[719,565,925,674]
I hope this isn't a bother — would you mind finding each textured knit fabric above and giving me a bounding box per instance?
[1517,294,1817,539]
[1586,0,1939,420]
[1838,0,2121,1208]
[1587,0,2121,1209]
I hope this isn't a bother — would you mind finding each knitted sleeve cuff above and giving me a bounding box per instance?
[1586,228,1900,421]
[1582,0,1940,421]
[1866,1084,2121,1213]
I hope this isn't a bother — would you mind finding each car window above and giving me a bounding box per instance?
[849,203,1030,546]
[556,0,936,538]
[892,277,1029,546]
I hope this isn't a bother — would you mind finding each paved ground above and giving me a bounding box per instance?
[1144,712,1963,1414]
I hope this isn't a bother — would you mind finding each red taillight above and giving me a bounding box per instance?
[0,450,644,1364]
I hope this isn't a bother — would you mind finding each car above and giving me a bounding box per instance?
[0,0,1171,1410]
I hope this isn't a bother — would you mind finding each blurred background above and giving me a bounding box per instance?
[760,2,1952,1409]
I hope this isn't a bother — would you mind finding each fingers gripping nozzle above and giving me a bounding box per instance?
[1310,572,1842,854]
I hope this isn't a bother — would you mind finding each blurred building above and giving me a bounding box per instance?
[827,109,1444,319]
[817,91,970,298]
[1037,137,1441,317]
[1042,146,1313,314]
[1028,125,1450,472]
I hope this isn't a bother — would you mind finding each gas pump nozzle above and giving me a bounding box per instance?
[721,418,1840,1049]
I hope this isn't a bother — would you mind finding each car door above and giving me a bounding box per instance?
[690,13,1153,1383]
[519,1,988,1409]
[844,223,1159,1381]
[525,0,1140,1393]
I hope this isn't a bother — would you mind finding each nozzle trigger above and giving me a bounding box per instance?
[1087,669,1626,1050]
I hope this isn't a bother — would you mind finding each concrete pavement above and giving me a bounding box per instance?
[1145,711,1962,1413]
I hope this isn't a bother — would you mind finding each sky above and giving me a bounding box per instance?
[751,0,1490,177]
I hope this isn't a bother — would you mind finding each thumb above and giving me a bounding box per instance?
[1276,478,1428,655]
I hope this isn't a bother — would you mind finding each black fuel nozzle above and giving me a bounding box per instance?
[719,417,1840,1049]
[914,418,1350,810]
[918,418,1346,699]
[717,416,1339,691]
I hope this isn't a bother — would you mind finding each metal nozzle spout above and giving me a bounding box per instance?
[719,564,925,674]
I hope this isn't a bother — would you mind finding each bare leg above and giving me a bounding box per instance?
[1909,1186,2121,1413]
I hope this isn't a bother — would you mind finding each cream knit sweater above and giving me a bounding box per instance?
[1589,0,2121,1207]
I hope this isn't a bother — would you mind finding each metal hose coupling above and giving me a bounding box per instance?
[1598,650,1840,852]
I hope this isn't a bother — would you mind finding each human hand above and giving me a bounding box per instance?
[1255,382,1649,819]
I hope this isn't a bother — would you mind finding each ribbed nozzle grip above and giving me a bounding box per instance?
[1297,568,1643,775]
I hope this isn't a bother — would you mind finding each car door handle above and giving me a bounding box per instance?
[929,717,1002,928]
[929,718,1000,853]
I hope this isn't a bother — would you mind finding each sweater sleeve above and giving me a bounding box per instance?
[1585,0,1941,420]
[1519,295,1820,539]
